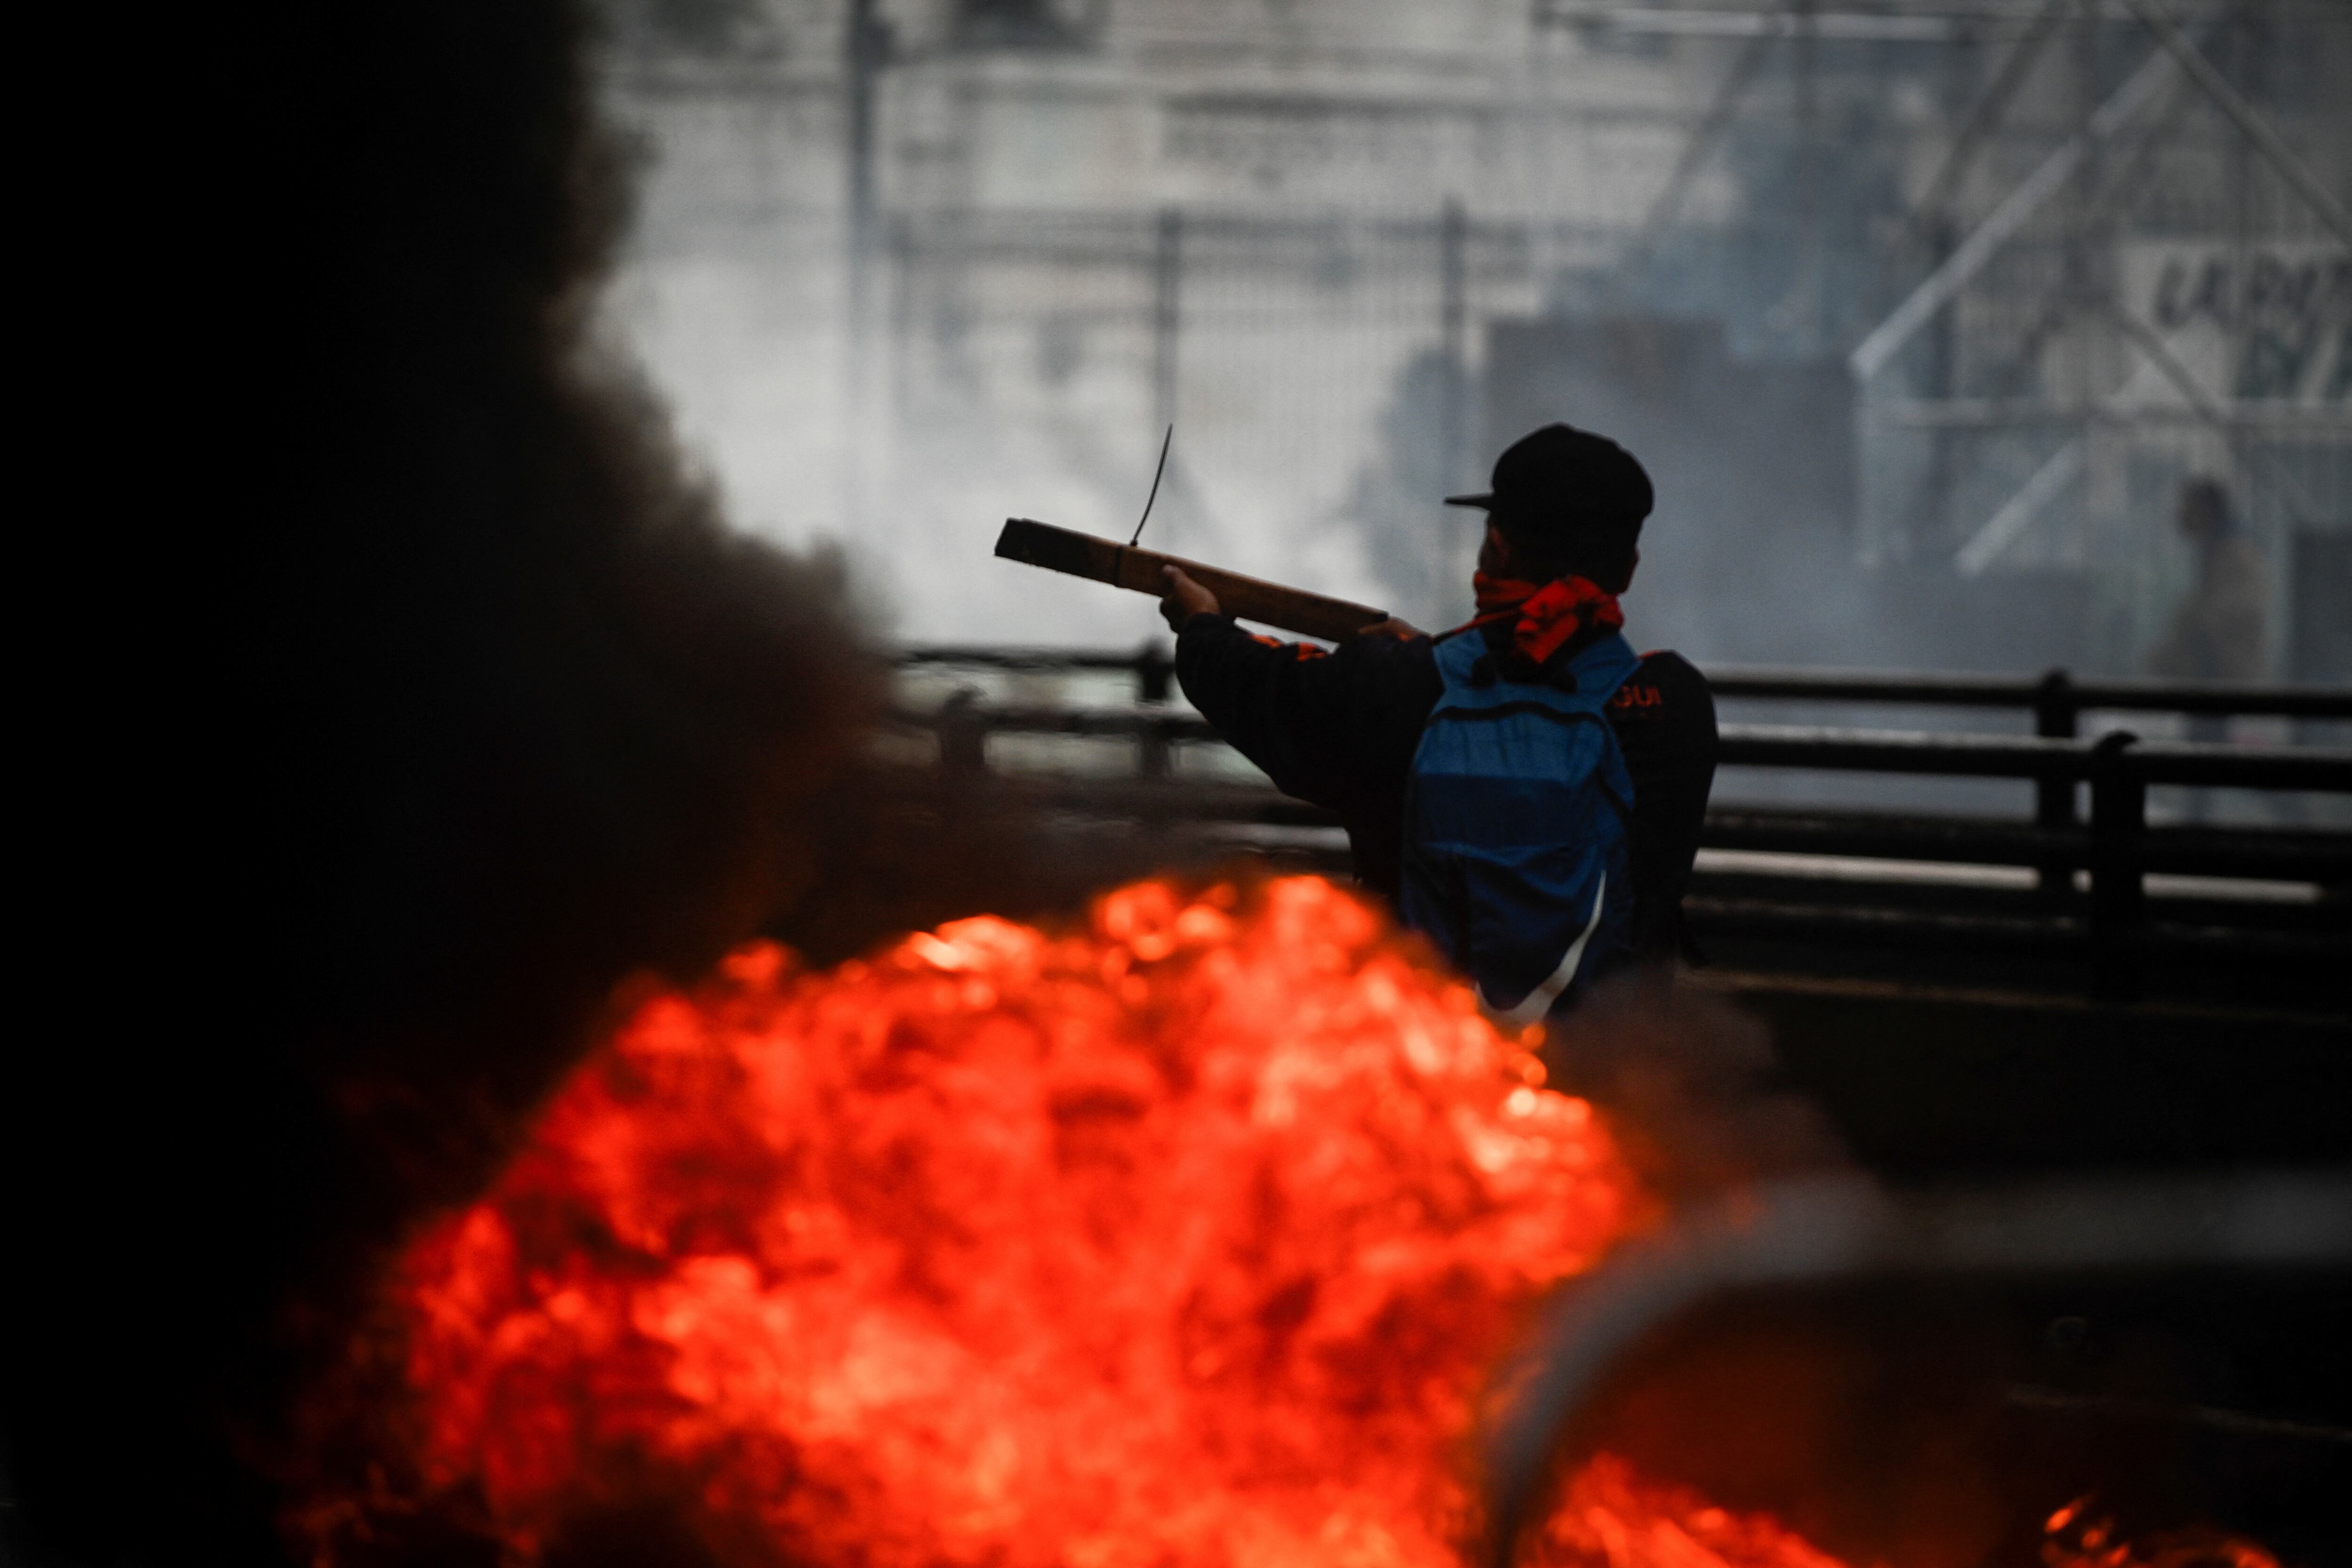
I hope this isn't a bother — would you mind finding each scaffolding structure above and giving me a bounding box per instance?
[1839,0,2349,678]
[605,0,2349,668]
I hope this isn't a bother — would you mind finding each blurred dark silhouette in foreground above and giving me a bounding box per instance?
[3,0,879,1560]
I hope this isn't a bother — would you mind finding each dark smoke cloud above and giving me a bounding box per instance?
[4,0,878,1561]
[1539,973,1847,1205]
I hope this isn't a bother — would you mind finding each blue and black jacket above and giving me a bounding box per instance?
[1172,612,1717,968]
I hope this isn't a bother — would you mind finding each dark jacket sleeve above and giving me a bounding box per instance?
[1173,614,1439,896]
[1607,651,1719,962]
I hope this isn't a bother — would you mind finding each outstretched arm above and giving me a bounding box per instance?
[1167,574,1439,823]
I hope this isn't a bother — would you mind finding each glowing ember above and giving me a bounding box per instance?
[2039,1498,2280,1568]
[1533,1455,1851,1568]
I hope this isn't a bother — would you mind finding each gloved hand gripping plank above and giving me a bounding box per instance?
[993,518,1388,644]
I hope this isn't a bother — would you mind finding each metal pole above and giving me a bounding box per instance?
[1909,75,2193,410]
[844,0,888,528]
[2087,731,2146,1003]
[1905,0,2068,253]
[1440,198,1468,484]
[1136,640,1172,779]
[1618,26,1778,279]
[1441,198,1470,601]
[2032,670,2079,903]
[846,0,881,266]
[938,688,989,780]
[1848,40,2180,381]
[2101,292,2332,524]
[2065,0,2103,566]
[1792,0,1819,343]
[2113,0,2352,244]
[888,211,914,427]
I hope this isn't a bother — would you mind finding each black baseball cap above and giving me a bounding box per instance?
[1446,423,1652,582]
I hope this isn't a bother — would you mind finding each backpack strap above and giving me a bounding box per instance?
[1486,868,1611,1025]
[1431,629,1640,717]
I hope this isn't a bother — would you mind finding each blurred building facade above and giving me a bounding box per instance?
[602,0,2349,674]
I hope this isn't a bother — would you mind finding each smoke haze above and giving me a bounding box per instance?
[6,3,2344,1560]
[8,1,884,1560]
[602,1,2349,672]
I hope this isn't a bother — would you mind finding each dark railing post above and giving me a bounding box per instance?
[1136,641,1172,779]
[1136,641,1173,703]
[938,687,989,780]
[2033,669,2079,902]
[2087,730,2145,1003]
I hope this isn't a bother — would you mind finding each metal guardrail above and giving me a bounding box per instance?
[891,703,2352,793]
[899,643,2352,723]
[890,646,2352,1002]
[902,643,1178,701]
[1698,807,2350,883]
[1716,726,2352,790]
[1703,666,2352,721]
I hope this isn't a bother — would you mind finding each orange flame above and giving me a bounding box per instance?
[2039,1496,2280,1568]
[1536,1455,1854,1568]
[309,876,2277,1568]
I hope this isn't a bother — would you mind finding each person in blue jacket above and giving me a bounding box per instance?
[1160,423,1716,1017]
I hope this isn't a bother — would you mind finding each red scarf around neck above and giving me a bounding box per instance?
[1458,572,1624,667]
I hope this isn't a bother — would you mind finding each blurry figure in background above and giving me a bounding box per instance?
[2145,478,2269,821]
[1161,424,1718,1019]
[2147,478,2270,695]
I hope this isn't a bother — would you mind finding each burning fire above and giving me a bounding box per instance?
[304,876,2279,1568]
[2038,1499,2280,1568]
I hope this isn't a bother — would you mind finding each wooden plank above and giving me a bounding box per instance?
[994,517,1389,644]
